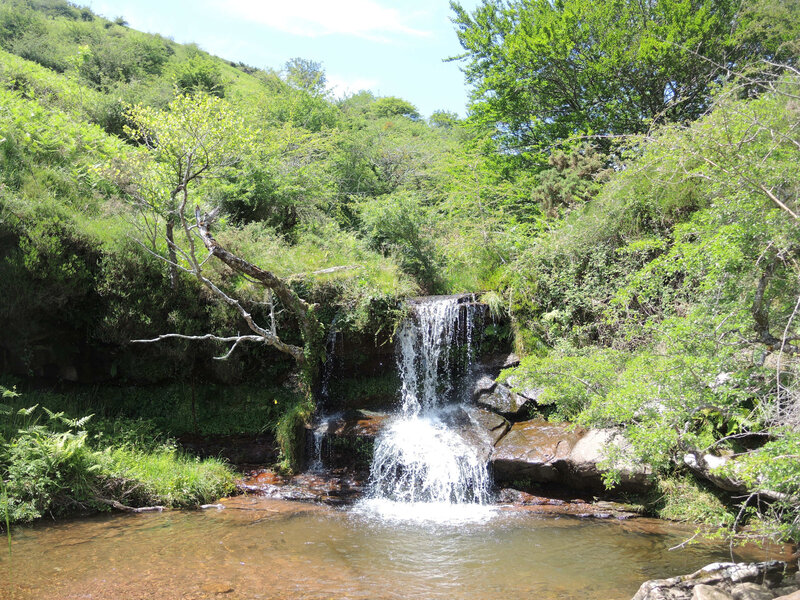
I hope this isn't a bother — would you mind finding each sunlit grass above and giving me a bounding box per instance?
[101,447,235,507]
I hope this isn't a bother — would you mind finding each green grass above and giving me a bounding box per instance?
[650,475,735,528]
[0,400,237,526]
[100,447,235,508]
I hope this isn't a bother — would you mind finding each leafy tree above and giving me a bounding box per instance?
[450,0,800,155]
[359,191,444,292]
[429,110,461,129]
[283,57,327,96]
[370,96,420,120]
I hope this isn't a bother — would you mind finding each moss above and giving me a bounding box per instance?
[274,396,314,472]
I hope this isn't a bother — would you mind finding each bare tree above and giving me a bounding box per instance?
[122,94,325,395]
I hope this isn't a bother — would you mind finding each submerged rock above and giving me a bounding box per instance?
[631,561,790,600]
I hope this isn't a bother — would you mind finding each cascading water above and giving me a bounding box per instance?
[359,296,494,521]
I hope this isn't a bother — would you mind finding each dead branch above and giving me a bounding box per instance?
[94,497,164,513]
[131,333,272,360]
[287,265,360,280]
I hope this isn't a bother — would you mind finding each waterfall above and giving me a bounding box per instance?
[360,296,493,521]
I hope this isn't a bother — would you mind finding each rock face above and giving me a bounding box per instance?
[631,562,791,600]
[492,419,584,483]
[490,419,653,492]
[475,382,536,420]
[465,407,511,446]
[311,410,388,469]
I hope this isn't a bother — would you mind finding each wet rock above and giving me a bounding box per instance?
[631,562,788,600]
[328,410,389,438]
[238,469,366,506]
[465,407,511,446]
[471,375,497,400]
[313,410,388,468]
[731,583,775,600]
[491,420,583,483]
[475,383,534,420]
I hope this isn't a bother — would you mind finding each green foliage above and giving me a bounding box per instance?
[369,96,420,120]
[502,347,627,421]
[722,433,800,542]
[652,475,735,527]
[99,446,234,508]
[170,53,225,97]
[359,192,444,292]
[283,57,326,96]
[274,396,314,472]
[451,0,800,156]
[0,401,235,525]
[499,73,800,542]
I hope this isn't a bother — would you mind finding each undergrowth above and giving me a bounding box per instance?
[0,391,235,526]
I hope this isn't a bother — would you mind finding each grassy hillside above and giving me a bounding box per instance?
[1,0,799,541]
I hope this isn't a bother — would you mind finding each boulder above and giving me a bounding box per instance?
[471,375,497,400]
[490,419,653,492]
[693,584,733,600]
[774,591,800,600]
[475,382,534,420]
[631,562,787,600]
[683,451,746,494]
[570,428,653,492]
[504,374,541,402]
[491,419,583,483]
[730,583,776,600]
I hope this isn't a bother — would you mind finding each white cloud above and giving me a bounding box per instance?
[215,0,431,42]
[326,74,379,97]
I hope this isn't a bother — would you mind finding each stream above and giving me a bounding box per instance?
[2,296,784,599]
[1,495,776,600]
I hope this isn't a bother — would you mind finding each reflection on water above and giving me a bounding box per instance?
[0,496,778,600]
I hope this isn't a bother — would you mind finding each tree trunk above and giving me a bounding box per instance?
[165,216,179,290]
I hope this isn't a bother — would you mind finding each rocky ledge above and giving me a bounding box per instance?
[489,419,653,493]
[632,561,800,600]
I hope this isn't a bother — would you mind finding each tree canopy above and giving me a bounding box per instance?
[451,0,800,155]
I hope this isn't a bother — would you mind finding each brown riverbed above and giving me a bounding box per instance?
[1,495,786,600]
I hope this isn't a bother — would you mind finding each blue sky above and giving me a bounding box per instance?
[85,0,480,118]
